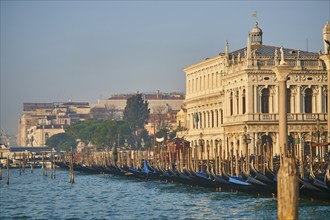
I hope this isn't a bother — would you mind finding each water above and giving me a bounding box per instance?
[1,169,329,220]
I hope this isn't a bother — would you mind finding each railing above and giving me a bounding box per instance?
[245,113,327,122]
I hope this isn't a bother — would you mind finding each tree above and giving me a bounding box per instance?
[46,133,77,152]
[123,93,150,134]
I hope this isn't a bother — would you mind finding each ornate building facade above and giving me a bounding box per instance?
[181,23,328,161]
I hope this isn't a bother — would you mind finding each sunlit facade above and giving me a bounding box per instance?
[181,23,328,160]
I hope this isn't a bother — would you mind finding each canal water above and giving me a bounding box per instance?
[0,169,329,219]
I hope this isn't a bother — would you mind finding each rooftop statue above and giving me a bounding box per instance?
[280,47,287,65]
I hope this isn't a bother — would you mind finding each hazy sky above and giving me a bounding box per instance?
[0,0,328,135]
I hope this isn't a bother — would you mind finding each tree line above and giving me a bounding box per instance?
[46,94,176,152]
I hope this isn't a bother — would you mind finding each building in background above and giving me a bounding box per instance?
[94,91,185,134]
[17,102,91,146]
[180,22,327,161]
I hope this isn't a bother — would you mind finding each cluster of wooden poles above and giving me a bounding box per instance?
[0,152,57,185]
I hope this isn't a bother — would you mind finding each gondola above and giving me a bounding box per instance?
[241,168,275,196]
[325,169,330,189]
[249,163,277,191]
[298,177,329,201]
[209,168,234,192]
[307,165,330,194]
[220,166,258,194]
[73,163,101,174]
[55,161,69,169]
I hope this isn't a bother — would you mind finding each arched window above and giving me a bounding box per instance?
[220,109,223,124]
[230,92,233,115]
[242,89,246,114]
[211,110,214,128]
[203,112,206,128]
[287,88,291,113]
[261,88,270,113]
[236,90,239,115]
[45,133,49,141]
[196,78,199,92]
[305,88,313,113]
[215,110,219,127]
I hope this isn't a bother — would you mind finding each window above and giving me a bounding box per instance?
[242,89,246,114]
[261,88,270,113]
[220,109,223,124]
[287,88,291,113]
[305,88,313,113]
[230,92,233,115]
[216,110,219,127]
[45,133,49,142]
[236,90,239,115]
[211,110,214,128]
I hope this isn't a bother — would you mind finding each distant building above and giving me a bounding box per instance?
[93,91,185,134]
[176,104,188,131]
[17,102,91,146]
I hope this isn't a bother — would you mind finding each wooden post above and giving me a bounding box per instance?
[42,152,45,176]
[53,154,56,179]
[6,156,9,185]
[230,149,233,176]
[22,153,26,173]
[235,149,239,176]
[70,151,74,184]
[30,153,34,173]
[219,143,222,175]
[277,157,298,220]
[299,138,304,179]
[19,156,22,176]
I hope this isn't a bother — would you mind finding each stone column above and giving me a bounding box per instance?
[274,62,298,220]
[247,85,254,115]
[273,64,293,156]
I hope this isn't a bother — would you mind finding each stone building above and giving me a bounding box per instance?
[18,102,91,146]
[181,22,328,161]
[95,91,185,134]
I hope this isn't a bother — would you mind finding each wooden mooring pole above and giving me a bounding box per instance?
[70,151,74,184]
[6,155,9,185]
[277,157,298,220]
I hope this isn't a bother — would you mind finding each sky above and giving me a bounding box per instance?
[0,0,328,136]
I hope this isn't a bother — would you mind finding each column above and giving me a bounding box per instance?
[273,65,293,156]
[247,85,254,115]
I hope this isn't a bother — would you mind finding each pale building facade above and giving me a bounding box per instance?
[182,23,328,160]
[18,102,91,146]
[95,92,185,135]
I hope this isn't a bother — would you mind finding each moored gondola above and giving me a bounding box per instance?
[249,162,277,191]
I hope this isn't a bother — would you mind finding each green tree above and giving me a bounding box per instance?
[123,93,150,135]
[45,133,77,152]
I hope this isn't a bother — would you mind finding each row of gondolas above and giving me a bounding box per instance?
[56,158,330,202]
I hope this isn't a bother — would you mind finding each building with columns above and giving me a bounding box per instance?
[181,22,328,161]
